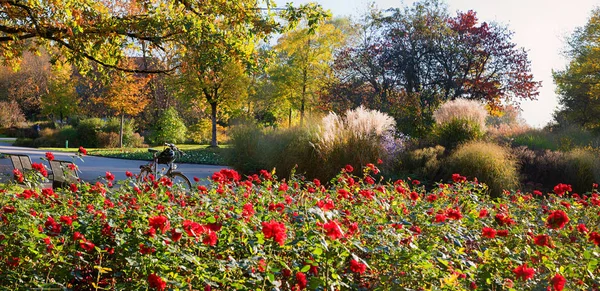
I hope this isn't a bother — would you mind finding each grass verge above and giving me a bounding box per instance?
[39,144,230,165]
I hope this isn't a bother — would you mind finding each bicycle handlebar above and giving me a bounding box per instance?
[165,143,185,155]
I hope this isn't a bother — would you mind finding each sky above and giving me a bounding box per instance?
[275,0,599,127]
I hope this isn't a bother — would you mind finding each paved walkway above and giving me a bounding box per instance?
[0,145,226,184]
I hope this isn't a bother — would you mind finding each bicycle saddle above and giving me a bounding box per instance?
[148,148,159,153]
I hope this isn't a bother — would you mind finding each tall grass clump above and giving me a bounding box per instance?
[313,106,399,179]
[228,107,403,181]
[433,99,488,149]
[398,145,445,182]
[563,148,600,193]
[227,124,318,179]
[445,141,519,198]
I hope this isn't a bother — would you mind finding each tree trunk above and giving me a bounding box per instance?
[300,67,307,126]
[119,113,124,148]
[210,102,218,148]
[288,107,292,128]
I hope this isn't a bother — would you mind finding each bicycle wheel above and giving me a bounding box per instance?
[168,171,192,191]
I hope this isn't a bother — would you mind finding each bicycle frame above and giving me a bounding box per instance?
[139,144,182,178]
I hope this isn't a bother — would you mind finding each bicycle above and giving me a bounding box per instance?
[138,143,192,190]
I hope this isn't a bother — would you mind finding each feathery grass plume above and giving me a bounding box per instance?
[314,106,398,178]
[433,98,488,131]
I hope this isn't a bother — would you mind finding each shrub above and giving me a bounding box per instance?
[129,133,146,148]
[55,126,78,147]
[76,118,105,147]
[433,99,488,149]
[563,148,600,193]
[398,145,445,182]
[0,100,25,128]
[228,124,317,179]
[149,107,187,145]
[512,146,567,191]
[227,124,264,174]
[445,141,519,198]
[97,132,121,148]
[434,118,485,149]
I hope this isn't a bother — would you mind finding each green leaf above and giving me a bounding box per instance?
[300,265,311,272]
[312,247,323,256]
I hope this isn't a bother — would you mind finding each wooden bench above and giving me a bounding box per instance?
[48,159,79,189]
[0,153,33,183]
[7,153,33,172]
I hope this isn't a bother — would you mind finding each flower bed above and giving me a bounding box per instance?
[0,163,599,290]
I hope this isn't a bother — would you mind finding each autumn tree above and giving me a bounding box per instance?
[333,0,540,136]
[95,70,150,148]
[0,50,51,118]
[553,8,600,131]
[271,18,350,126]
[0,0,328,74]
[171,59,249,147]
[40,61,79,124]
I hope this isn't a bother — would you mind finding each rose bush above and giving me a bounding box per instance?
[0,160,599,290]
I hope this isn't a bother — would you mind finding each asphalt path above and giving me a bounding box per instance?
[0,144,226,184]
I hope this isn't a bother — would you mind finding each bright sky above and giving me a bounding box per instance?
[276,0,599,127]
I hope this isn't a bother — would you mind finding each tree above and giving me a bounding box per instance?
[95,69,150,148]
[553,8,600,131]
[41,61,79,124]
[0,100,25,127]
[332,0,540,136]
[0,50,52,118]
[0,0,328,74]
[271,18,349,126]
[150,107,187,145]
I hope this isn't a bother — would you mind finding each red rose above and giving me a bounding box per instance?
[78,146,87,155]
[80,240,95,252]
[497,229,509,237]
[434,214,447,223]
[105,171,115,182]
[31,162,48,177]
[452,173,466,183]
[148,273,166,291]
[148,215,170,234]
[550,273,566,291]
[513,263,535,280]
[45,152,55,161]
[589,232,600,245]
[296,272,307,289]
[344,164,354,173]
[482,227,497,238]
[349,259,367,274]
[553,183,572,196]
[577,223,589,233]
[546,210,569,229]
[322,220,343,240]
[533,234,553,248]
[12,169,24,183]
[242,203,255,218]
[261,220,287,246]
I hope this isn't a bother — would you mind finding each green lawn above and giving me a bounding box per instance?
[39,144,231,165]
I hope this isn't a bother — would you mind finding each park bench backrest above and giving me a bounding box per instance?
[9,154,32,172]
[49,160,79,188]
